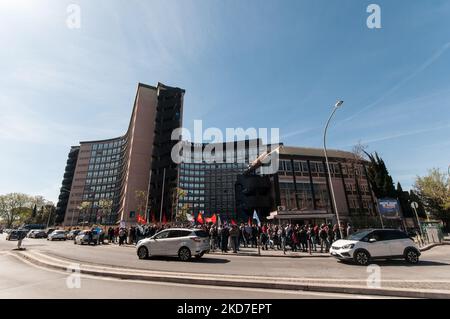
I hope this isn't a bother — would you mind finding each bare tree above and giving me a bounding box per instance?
[352,140,368,161]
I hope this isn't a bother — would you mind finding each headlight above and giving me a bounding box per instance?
[342,244,355,249]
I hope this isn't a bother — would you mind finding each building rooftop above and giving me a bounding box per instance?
[281,146,359,160]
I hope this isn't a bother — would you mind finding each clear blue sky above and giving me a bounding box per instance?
[0,0,449,203]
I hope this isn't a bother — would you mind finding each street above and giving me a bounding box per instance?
[0,252,385,299]
[1,235,449,283]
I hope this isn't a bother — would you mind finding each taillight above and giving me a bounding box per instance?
[191,237,201,242]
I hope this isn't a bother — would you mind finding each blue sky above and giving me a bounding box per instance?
[0,0,449,203]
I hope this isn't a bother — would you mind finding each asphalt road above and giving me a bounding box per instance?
[0,253,380,299]
[1,234,449,282]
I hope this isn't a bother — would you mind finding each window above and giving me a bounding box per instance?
[168,230,191,238]
[153,230,169,239]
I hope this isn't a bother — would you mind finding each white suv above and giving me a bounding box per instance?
[136,228,210,261]
[330,229,421,266]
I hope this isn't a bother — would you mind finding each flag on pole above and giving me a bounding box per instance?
[231,218,237,226]
[196,212,204,224]
[217,214,221,227]
[137,214,146,225]
[211,214,217,224]
[248,216,251,226]
[253,210,261,226]
[186,213,194,222]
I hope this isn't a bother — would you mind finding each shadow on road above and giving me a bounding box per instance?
[147,256,230,264]
[338,259,449,267]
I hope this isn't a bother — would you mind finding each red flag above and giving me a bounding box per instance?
[205,217,212,223]
[162,213,167,224]
[196,213,204,224]
[248,216,251,226]
[211,214,217,224]
[231,218,237,226]
[137,214,146,225]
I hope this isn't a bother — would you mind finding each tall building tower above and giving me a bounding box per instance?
[55,82,184,226]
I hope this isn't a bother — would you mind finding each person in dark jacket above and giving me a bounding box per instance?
[299,226,308,252]
[221,226,230,253]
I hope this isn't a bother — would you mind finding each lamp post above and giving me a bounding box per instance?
[323,100,344,239]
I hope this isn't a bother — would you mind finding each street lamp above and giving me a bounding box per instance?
[323,100,344,239]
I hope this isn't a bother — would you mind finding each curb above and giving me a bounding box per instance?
[419,242,450,252]
[13,251,450,299]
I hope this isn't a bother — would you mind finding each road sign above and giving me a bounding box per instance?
[411,202,418,209]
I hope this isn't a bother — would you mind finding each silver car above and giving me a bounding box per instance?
[47,230,67,241]
[136,228,210,261]
[74,230,99,245]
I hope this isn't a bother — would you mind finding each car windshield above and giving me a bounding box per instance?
[347,229,373,241]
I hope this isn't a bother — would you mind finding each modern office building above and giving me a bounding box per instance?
[55,82,378,228]
[55,83,184,226]
[263,146,377,225]
[177,139,267,221]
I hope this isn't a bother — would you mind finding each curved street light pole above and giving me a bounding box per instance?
[323,100,344,239]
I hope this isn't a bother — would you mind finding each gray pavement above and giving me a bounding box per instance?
[0,253,380,299]
[1,234,449,284]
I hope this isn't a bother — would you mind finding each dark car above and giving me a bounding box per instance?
[6,229,29,241]
[28,230,48,238]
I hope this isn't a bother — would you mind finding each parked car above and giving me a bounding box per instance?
[67,229,82,240]
[329,228,421,266]
[47,230,67,241]
[136,228,210,261]
[74,230,99,245]
[28,230,47,238]
[6,229,29,241]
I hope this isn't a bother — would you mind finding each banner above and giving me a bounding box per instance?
[377,198,400,219]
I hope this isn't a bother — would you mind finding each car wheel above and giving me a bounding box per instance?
[178,247,192,262]
[137,246,149,259]
[354,250,370,266]
[405,249,419,264]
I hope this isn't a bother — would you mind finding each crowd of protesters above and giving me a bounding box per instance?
[99,221,354,255]
[204,222,354,255]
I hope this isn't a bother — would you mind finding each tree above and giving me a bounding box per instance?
[352,140,368,161]
[396,182,414,218]
[413,168,450,220]
[365,152,396,198]
[409,190,426,218]
[97,199,113,225]
[0,193,33,228]
[176,203,190,223]
[31,204,37,220]
[172,187,187,221]
[77,201,91,225]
